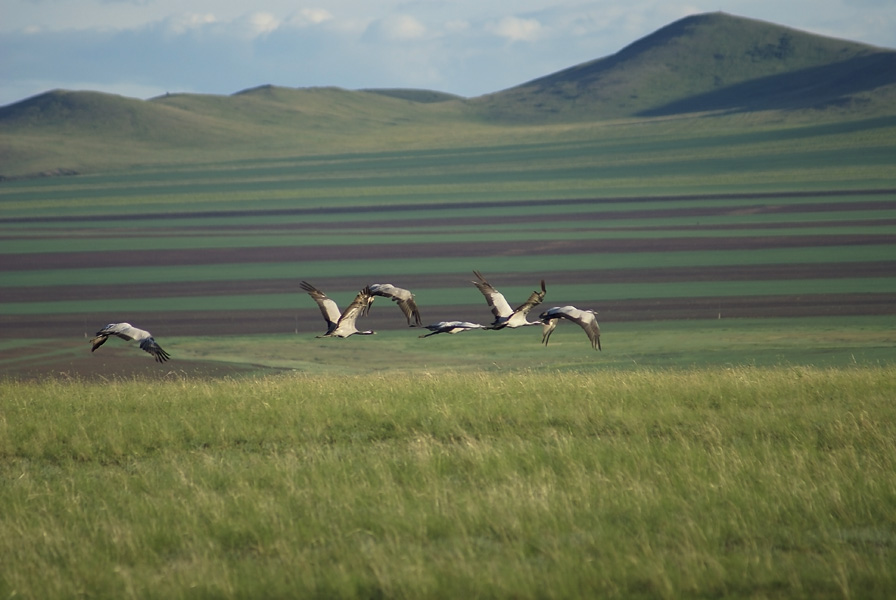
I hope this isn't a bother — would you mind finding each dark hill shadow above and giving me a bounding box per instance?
[639,53,896,116]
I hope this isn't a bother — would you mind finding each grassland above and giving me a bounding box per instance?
[2,367,895,599]
[2,59,896,597]
[1,107,896,378]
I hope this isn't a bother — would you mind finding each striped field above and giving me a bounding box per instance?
[2,113,896,599]
[1,116,895,376]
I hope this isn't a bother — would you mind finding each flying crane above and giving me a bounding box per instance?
[471,270,546,329]
[300,281,375,337]
[89,322,171,363]
[418,321,486,337]
[368,283,423,327]
[539,306,602,350]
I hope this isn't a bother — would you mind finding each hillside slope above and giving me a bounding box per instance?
[0,86,472,178]
[2,12,895,178]
[472,12,896,121]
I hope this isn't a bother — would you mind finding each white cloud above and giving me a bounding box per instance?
[365,14,427,42]
[287,8,334,27]
[490,16,544,42]
[164,13,217,35]
[245,12,281,37]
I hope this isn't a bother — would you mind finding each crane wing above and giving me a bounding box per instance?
[337,287,374,329]
[300,281,342,333]
[114,323,153,342]
[513,280,546,315]
[90,334,109,352]
[369,283,422,327]
[574,311,602,351]
[139,337,171,363]
[93,322,143,341]
[472,270,513,318]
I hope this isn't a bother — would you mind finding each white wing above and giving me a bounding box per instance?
[369,283,422,327]
[540,306,601,351]
[471,270,513,318]
[300,281,342,334]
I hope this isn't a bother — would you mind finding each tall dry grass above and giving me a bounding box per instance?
[1,366,894,598]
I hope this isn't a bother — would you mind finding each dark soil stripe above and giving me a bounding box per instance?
[2,189,894,225]
[3,293,895,339]
[10,218,896,241]
[5,262,895,303]
[598,293,896,321]
[4,234,895,271]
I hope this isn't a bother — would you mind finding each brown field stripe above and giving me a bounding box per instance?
[3,293,896,340]
[4,234,896,271]
[5,262,896,303]
[11,217,896,242]
[2,189,894,225]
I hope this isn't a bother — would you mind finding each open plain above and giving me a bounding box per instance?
[2,183,895,378]
[2,15,896,593]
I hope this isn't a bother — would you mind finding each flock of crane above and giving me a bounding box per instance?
[89,271,601,363]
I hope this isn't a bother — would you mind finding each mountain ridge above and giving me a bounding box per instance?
[471,12,896,120]
[2,12,895,178]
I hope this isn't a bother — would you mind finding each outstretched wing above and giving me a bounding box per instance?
[471,270,513,318]
[337,286,374,329]
[573,311,601,351]
[369,283,422,327]
[300,281,342,334]
[93,322,140,342]
[139,337,171,363]
[90,334,109,352]
[513,280,546,315]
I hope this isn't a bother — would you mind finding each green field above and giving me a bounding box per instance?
[2,367,895,598]
[2,112,895,363]
[2,98,896,597]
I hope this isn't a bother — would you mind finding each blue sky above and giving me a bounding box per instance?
[2,0,895,107]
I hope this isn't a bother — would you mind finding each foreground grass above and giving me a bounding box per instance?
[1,367,894,599]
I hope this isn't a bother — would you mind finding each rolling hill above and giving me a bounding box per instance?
[1,12,895,178]
[473,12,896,121]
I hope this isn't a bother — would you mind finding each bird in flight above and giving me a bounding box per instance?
[471,270,546,329]
[539,306,601,350]
[418,321,486,337]
[300,281,375,337]
[89,322,171,362]
[368,283,423,327]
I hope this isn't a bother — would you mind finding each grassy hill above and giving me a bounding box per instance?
[1,12,895,178]
[0,86,477,178]
[472,12,896,121]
